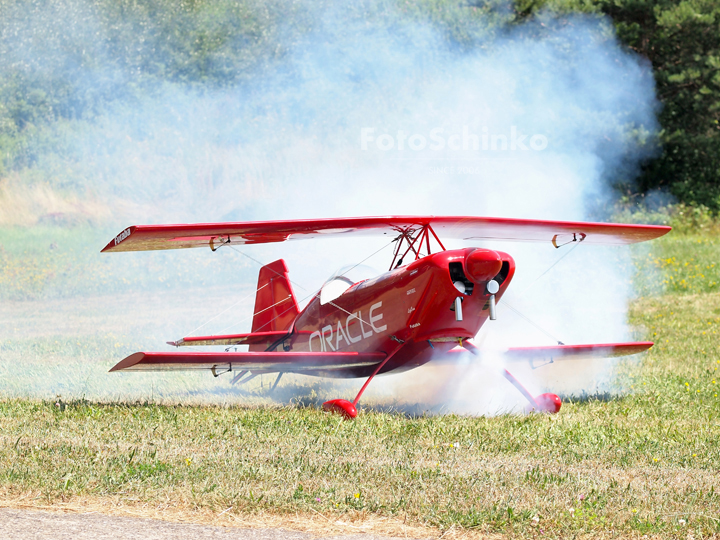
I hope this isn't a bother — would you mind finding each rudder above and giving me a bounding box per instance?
[250,259,299,350]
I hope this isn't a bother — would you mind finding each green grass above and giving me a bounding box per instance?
[632,235,720,296]
[624,207,720,298]
[1,217,720,536]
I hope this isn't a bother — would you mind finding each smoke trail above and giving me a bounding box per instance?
[0,0,659,411]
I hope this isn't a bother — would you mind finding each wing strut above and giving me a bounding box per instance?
[389,224,446,270]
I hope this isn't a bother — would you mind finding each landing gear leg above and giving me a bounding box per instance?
[456,339,561,414]
[231,371,259,386]
[270,372,283,393]
[502,368,561,414]
[323,343,404,420]
[230,370,248,384]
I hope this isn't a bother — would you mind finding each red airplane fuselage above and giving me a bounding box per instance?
[285,247,515,377]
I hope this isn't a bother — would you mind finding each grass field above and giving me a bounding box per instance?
[1,213,719,538]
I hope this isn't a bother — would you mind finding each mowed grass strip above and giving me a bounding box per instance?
[1,293,719,538]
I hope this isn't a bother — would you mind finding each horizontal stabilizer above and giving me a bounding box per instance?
[102,216,671,252]
[504,341,653,363]
[169,330,290,347]
[110,351,386,372]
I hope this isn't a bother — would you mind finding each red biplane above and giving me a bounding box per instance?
[103,216,670,418]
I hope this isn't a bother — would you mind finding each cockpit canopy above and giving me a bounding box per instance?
[320,264,379,305]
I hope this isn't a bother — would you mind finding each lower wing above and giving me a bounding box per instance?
[167,330,290,347]
[503,341,653,362]
[110,351,385,372]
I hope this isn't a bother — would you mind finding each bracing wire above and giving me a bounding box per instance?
[215,295,296,335]
[336,238,398,280]
[501,300,565,345]
[228,245,308,292]
[182,282,269,338]
[197,238,397,338]
[495,241,582,345]
[514,241,582,298]
[177,244,313,340]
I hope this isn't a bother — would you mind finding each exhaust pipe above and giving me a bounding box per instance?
[487,279,499,321]
[454,297,463,321]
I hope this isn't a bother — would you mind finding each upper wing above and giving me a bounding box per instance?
[110,351,386,372]
[503,341,653,363]
[102,216,671,252]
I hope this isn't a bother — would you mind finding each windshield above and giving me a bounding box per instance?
[320,264,380,305]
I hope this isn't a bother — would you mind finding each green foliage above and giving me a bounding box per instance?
[535,0,720,209]
[0,0,718,207]
[609,0,720,210]
[0,0,302,172]
[613,201,720,231]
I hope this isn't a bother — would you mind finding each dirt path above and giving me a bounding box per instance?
[0,507,411,540]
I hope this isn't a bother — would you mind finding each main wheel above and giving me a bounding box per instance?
[534,393,562,414]
[322,399,357,419]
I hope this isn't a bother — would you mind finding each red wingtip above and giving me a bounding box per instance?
[101,226,136,253]
[109,352,146,372]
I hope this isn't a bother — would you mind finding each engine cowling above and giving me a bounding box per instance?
[464,249,503,283]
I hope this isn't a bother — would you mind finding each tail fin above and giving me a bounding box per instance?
[250,259,299,350]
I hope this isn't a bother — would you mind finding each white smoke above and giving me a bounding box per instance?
[0,0,659,411]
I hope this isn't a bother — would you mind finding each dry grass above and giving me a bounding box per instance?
[0,490,449,540]
[0,178,112,227]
